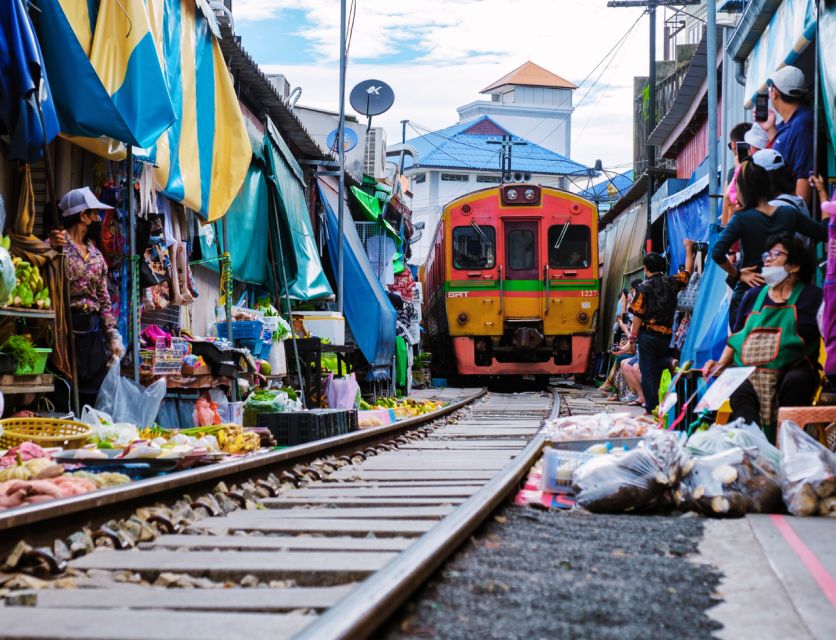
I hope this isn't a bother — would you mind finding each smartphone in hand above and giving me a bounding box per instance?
[754,94,769,122]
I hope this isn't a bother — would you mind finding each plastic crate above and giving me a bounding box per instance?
[540,448,594,494]
[256,409,356,445]
[216,320,264,341]
[14,348,51,376]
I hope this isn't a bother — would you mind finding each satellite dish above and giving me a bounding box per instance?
[349,80,395,117]
[326,127,359,153]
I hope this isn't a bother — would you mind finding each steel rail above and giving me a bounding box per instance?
[293,387,559,640]
[0,388,486,538]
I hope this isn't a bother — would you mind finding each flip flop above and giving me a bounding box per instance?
[628,400,644,406]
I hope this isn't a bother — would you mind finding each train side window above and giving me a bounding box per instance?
[548,225,590,268]
[453,226,495,269]
[507,229,535,270]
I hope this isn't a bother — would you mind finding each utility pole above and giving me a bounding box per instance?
[706,1,719,223]
[336,0,347,313]
[487,135,527,183]
[607,0,700,251]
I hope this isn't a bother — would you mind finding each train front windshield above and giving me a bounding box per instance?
[548,224,590,269]
[453,225,496,269]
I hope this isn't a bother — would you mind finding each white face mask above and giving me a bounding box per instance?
[762,265,789,287]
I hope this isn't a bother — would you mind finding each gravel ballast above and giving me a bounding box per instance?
[384,506,723,640]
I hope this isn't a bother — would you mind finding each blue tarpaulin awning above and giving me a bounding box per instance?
[318,178,396,380]
[0,0,60,163]
[663,174,712,275]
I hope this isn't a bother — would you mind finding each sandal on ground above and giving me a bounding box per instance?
[627,400,644,406]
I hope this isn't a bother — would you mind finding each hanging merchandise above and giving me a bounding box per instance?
[0,0,61,163]
[8,167,72,378]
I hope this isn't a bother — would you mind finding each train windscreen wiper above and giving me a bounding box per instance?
[471,220,493,247]
[553,219,571,251]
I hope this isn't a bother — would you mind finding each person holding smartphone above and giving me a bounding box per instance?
[755,66,813,204]
[723,125,770,225]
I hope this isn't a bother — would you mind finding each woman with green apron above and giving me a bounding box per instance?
[704,234,821,442]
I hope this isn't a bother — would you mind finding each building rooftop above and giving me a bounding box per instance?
[400,116,589,176]
[481,61,577,93]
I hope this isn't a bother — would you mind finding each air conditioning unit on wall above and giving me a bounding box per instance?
[364,127,387,179]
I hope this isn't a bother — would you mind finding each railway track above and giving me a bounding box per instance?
[0,389,555,640]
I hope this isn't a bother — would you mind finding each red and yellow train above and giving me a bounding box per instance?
[422,183,599,379]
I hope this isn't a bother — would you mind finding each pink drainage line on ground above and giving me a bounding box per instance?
[769,514,836,608]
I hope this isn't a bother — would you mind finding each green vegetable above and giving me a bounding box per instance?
[1,335,38,370]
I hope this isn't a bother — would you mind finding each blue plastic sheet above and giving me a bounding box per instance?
[0,0,60,162]
[666,192,711,275]
[318,181,396,380]
[681,224,730,367]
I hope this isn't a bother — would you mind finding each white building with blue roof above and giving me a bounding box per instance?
[393,62,592,262]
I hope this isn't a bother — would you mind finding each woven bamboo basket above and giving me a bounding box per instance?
[0,418,92,450]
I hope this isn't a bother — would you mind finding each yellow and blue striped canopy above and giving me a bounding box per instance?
[147,0,250,222]
[37,0,250,222]
[37,0,175,148]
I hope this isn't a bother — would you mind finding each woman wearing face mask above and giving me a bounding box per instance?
[712,160,827,330]
[48,187,124,407]
[703,234,821,441]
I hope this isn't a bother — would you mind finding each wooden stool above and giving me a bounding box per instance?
[776,406,836,450]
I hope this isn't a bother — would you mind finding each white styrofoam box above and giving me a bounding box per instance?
[269,340,288,376]
[291,311,346,345]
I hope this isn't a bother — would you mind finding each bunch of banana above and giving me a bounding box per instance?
[10,257,51,309]
[217,424,260,454]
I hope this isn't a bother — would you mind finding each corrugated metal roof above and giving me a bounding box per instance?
[647,35,711,148]
[402,116,589,176]
[481,61,577,93]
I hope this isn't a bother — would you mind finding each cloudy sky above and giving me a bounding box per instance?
[232,0,657,173]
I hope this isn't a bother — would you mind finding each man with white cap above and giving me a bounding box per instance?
[751,148,809,215]
[48,187,123,406]
[756,65,813,203]
[724,124,771,223]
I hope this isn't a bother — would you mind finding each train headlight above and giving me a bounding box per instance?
[577,312,589,324]
[457,313,469,325]
[506,189,518,201]
[524,188,536,201]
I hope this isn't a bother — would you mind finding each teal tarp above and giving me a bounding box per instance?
[264,119,333,301]
[199,153,270,285]
[821,3,836,153]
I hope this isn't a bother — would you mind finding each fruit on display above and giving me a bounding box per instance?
[10,257,51,309]
[142,424,261,455]
[361,397,443,416]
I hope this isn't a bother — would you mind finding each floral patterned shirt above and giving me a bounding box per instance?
[62,234,119,346]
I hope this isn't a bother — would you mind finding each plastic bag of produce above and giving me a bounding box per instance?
[779,421,836,517]
[687,419,780,471]
[642,429,692,485]
[0,247,15,307]
[324,372,360,409]
[80,405,139,447]
[95,365,167,428]
[572,447,674,513]
[678,447,782,518]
